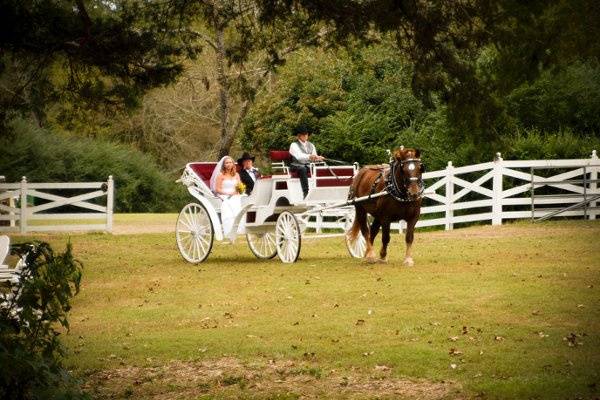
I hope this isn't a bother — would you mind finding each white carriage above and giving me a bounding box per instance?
[175,151,366,263]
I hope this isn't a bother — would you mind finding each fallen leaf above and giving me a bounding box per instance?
[450,363,457,369]
[355,319,365,326]
[494,335,504,341]
[449,336,459,342]
[449,348,462,356]
[374,365,390,371]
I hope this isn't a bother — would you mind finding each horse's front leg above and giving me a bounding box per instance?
[403,219,418,267]
[379,220,391,263]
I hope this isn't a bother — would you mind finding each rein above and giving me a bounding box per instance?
[384,158,424,202]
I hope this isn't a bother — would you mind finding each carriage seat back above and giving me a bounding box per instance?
[269,150,296,176]
[269,150,291,162]
[269,150,307,178]
[188,162,242,189]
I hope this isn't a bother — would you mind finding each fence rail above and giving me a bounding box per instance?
[0,176,114,233]
[307,150,599,232]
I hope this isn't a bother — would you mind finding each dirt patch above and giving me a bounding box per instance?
[82,357,463,399]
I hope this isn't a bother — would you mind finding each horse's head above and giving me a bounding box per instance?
[392,147,425,200]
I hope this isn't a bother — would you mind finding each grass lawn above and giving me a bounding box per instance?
[12,219,600,399]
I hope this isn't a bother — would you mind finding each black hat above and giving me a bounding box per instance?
[293,124,311,136]
[237,152,255,165]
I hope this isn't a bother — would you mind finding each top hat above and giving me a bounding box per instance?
[237,152,255,165]
[293,124,311,136]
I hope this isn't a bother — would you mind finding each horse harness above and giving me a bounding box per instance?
[364,158,424,202]
[387,157,425,202]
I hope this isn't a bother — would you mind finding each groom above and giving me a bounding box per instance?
[237,152,261,194]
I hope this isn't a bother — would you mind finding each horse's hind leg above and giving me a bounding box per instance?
[379,220,391,263]
[357,208,376,262]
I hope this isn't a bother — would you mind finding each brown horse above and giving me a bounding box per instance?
[347,147,424,265]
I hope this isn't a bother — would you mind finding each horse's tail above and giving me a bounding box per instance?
[347,169,369,241]
[348,208,362,242]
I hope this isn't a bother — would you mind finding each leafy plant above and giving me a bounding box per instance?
[0,241,87,399]
[0,119,187,212]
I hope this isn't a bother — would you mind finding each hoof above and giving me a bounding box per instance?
[403,258,414,267]
[377,258,388,264]
[366,257,378,264]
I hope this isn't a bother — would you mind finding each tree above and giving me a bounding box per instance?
[175,0,329,159]
[0,0,197,129]
[256,0,600,144]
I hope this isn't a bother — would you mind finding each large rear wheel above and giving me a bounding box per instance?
[176,203,214,263]
[246,228,277,259]
[275,211,301,263]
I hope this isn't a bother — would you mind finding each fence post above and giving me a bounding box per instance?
[445,161,454,230]
[20,176,27,234]
[590,150,598,220]
[106,175,114,232]
[492,153,503,226]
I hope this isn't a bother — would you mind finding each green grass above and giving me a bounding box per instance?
[12,219,600,399]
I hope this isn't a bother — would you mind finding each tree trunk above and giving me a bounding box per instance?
[214,22,230,159]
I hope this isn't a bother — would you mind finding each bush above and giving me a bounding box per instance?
[0,241,88,399]
[502,128,600,160]
[0,119,187,212]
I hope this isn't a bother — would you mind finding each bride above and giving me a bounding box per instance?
[210,156,245,239]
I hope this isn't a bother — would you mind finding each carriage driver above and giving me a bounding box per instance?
[289,125,324,198]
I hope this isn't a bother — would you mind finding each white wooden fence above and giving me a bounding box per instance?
[309,151,599,232]
[0,176,114,233]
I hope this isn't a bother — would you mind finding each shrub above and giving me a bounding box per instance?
[0,119,187,212]
[502,128,600,160]
[0,241,87,399]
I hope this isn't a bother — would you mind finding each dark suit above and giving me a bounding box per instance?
[239,168,260,194]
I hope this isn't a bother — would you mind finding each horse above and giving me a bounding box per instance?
[347,147,424,265]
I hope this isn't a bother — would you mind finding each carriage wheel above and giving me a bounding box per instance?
[176,203,214,263]
[246,229,277,259]
[344,211,367,258]
[275,211,301,263]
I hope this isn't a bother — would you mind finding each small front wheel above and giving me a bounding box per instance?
[246,229,277,259]
[275,212,301,263]
[176,203,214,263]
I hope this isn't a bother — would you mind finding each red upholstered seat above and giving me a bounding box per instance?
[189,162,242,188]
[269,150,291,162]
[189,163,216,188]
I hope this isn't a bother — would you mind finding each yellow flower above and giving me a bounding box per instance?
[236,182,246,194]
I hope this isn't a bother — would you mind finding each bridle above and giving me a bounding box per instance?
[385,157,424,202]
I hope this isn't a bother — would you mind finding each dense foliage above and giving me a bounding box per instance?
[241,42,599,170]
[0,0,196,128]
[0,241,87,399]
[0,120,187,212]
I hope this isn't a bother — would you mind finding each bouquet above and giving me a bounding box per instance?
[236,182,246,194]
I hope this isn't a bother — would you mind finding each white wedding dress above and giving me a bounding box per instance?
[210,157,245,239]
